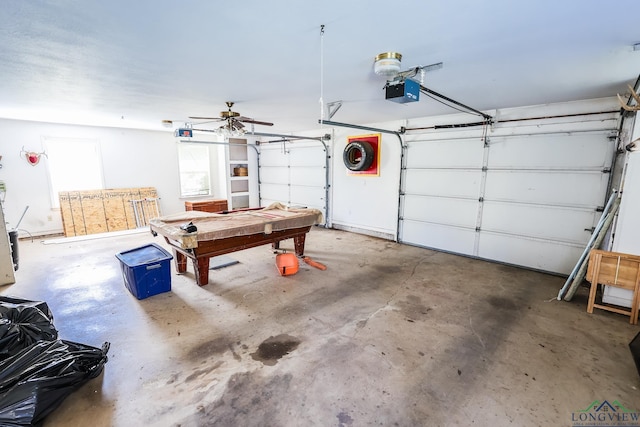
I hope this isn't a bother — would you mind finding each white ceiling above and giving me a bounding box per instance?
[1,1,640,134]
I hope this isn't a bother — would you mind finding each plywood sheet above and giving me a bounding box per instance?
[59,187,158,237]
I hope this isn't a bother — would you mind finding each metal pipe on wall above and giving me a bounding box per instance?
[319,120,401,137]
[401,128,617,141]
[562,195,621,301]
[404,110,617,132]
[181,138,260,154]
[556,189,618,300]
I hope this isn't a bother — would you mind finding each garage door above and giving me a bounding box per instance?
[258,140,328,224]
[399,113,619,274]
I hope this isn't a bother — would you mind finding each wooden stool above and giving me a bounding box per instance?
[586,249,640,324]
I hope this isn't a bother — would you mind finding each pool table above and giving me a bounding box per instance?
[149,203,323,286]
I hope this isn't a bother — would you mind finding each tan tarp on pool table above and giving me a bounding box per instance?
[149,203,323,248]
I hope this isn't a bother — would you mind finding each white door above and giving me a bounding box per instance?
[399,111,619,274]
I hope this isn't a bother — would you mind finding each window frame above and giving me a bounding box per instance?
[42,137,104,209]
[177,142,212,198]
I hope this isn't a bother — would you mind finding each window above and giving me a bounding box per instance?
[44,138,104,208]
[178,143,211,197]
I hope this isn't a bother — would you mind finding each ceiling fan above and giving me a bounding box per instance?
[189,101,273,133]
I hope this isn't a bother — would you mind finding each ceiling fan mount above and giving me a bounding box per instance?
[220,101,240,119]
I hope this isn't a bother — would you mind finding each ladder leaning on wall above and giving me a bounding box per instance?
[130,197,161,228]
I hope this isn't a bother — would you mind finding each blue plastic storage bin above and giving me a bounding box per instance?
[115,243,173,300]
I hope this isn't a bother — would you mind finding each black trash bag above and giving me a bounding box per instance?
[0,339,110,426]
[0,297,53,321]
[0,297,58,361]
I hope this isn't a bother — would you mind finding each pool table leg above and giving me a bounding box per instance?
[174,251,187,273]
[193,257,210,286]
[294,234,306,256]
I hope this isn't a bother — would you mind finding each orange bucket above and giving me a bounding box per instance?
[276,253,299,276]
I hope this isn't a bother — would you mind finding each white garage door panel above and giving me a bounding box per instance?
[290,167,325,186]
[259,143,327,221]
[488,133,612,169]
[288,146,327,167]
[259,149,289,166]
[403,195,479,228]
[402,220,476,255]
[260,168,289,184]
[404,169,482,198]
[481,201,596,244]
[290,186,325,208]
[405,139,485,168]
[260,184,289,202]
[477,232,583,274]
[399,108,617,274]
[484,171,608,207]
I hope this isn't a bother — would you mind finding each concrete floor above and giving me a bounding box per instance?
[2,226,639,426]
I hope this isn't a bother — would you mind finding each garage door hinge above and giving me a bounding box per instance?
[602,167,611,174]
[596,206,604,212]
[481,166,488,172]
[584,227,596,233]
[475,227,481,232]
[478,197,484,202]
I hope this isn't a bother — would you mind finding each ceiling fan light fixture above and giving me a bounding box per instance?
[216,123,245,138]
[374,52,402,78]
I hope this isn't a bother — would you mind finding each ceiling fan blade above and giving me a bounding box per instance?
[189,116,221,120]
[238,117,274,126]
[422,62,443,73]
[189,120,223,125]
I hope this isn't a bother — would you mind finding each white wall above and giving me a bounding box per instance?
[329,121,404,239]
[613,117,640,255]
[0,119,225,237]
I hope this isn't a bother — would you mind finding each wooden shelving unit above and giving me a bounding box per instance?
[227,138,250,210]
